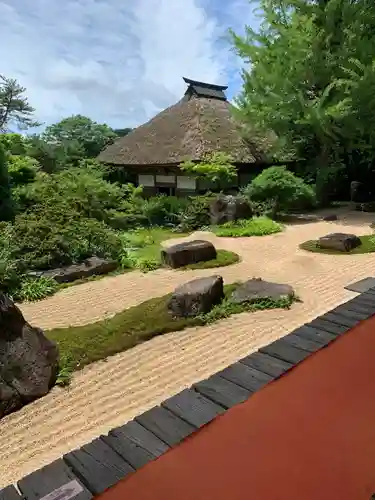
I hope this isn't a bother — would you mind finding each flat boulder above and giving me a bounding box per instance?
[0,293,59,419]
[210,194,253,226]
[231,278,294,304]
[321,214,338,221]
[161,240,216,269]
[28,256,118,283]
[168,275,224,317]
[278,213,338,223]
[318,233,361,252]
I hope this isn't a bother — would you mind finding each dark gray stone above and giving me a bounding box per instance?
[318,233,361,252]
[278,213,338,223]
[161,240,216,269]
[277,213,320,224]
[322,214,338,221]
[209,194,253,226]
[0,293,59,419]
[28,257,118,284]
[168,275,224,317]
[231,278,294,304]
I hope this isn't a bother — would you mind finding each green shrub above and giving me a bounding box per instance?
[140,195,188,226]
[212,217,283,237]
[0,223,20,294]
[244,166,316,217]
[134,257,160,272]
[0,143,14,222]
[177,193,216,231]
[13,162,136,219]
[11,210,122,270]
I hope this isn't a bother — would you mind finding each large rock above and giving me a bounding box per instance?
[161,240,217,269]
[210,194,253,226]
[231,278,294,304]
[350,181,371,204]
[318,233,361,252]
[357,201,375,212]
[168,275,224,317]
[0,293,59,418]
[28,256,118,284]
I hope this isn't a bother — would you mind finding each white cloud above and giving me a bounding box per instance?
[0,0,260,129]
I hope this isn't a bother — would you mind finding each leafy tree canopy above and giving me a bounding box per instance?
[180,152,237,184]
[231,0,375,201]
[42,115,117,158]
[0,133,27,155]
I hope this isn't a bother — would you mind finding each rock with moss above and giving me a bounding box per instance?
[231,278,294,304]
[168,275,224,317]
[0,293,59,418]
[318,233,361,252]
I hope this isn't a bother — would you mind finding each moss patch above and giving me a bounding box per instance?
[300,235,375,254]
[50,283,296,384]
[178,250,240,270]
[212,217,283,237]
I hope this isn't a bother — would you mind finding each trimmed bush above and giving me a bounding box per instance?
[9,210,122,271]
[243,166,316,217]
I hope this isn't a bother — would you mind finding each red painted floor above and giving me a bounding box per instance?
[99,316,375,500]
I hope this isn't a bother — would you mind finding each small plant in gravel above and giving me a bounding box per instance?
[13,276,59,302]
[201,295,294,323]
[212,217,282,237]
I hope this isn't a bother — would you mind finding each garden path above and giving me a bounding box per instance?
[1,209,375,487]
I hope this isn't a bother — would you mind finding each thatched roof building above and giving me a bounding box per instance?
[98,78,271,195]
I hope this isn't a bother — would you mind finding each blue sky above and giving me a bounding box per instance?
[0,0,261,130]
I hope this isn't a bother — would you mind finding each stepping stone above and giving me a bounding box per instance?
[344,277,375,294]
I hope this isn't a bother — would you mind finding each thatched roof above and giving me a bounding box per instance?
[98,78,268,166]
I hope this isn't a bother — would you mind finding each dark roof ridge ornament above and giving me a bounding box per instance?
[182,77,228,91]
[182,77,228,101]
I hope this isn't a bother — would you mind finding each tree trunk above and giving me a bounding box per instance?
[315,145,331,207]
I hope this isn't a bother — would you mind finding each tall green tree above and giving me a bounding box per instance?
[26,134,85,172]
[0,75,40,131]
[42,115,117,158]
[231,0,375,202]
